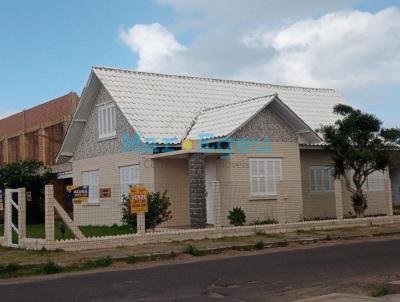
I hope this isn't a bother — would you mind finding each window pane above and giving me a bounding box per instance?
[251,160,258,176]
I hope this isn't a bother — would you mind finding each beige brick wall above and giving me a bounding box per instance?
[72,151,154,226]
[300,150,336,219]
[217,142,303,225]
[301,149,390,219]
[153,159,190,227]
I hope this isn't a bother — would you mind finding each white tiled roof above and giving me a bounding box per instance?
[93,66,347,144]
[187,95,276,140]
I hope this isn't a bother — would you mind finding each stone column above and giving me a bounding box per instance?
[188,153,207,228]
[334,177,344,220]
[18,188,26,242]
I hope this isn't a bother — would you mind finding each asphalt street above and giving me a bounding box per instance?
[1,238,400,302]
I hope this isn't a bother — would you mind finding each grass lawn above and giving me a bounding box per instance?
[0,223,134,240]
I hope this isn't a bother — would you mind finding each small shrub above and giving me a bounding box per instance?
[41,261,62,274]
[58,222,66,240]
[0,263,21,276]
[184,245,202,256]
[228,207,246,226]
[169,251,177,258]
[84,256,113,269]
[122,191,172,231]
[127,256,137,264]
[371,286,389,297]
[254,241,265,250]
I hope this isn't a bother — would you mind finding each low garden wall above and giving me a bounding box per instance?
[15,215,400,251]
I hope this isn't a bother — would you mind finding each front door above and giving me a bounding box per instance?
[205,160,217,225]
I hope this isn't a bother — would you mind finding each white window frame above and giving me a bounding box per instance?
[82,170,99,204]
[98,102,116,139]
[249,158,283,197]
[120,165,140,202]
[309,166,335,193]
[349,169,385,192]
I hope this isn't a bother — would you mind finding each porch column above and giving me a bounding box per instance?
[334,177,344,220]
[188,153,207,228]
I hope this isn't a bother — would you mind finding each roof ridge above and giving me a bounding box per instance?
[201,94,277,113]
[92,66,337,93]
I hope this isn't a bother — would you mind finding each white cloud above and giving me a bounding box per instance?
[121,7,400,93]
[239,7,400,90]
[119,23,186,71]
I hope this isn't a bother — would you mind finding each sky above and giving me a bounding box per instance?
[0,0,399,127]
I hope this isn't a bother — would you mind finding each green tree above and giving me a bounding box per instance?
[0,160,55,223]
[320,104,400,217]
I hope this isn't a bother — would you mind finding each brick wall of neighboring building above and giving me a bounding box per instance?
[0,92,79,169]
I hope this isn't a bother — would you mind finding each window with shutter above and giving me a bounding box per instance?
[98,103,116,139]
[120,165,140,201]
[309,166,335,192]
[348,169,385,192]
[250,158,282,196]
[82,170,99,204]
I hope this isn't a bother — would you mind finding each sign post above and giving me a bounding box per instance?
[129,185,148,234]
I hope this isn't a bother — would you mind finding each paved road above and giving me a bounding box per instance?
[2,238,400,302]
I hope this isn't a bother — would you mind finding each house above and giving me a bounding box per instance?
[57,67,397,227]
[0,92,79,208]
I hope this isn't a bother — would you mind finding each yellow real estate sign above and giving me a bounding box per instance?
[130,185,148,214]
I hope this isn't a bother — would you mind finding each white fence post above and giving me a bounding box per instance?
[212,181,221,230]
[335,177,344,220]
[384,177,394,216]
[18,188,26,243]
[4,189,12,246]
[45,185,55,244]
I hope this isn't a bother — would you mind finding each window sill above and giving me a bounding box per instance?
[248,195,278,201]
[98,135,116,142]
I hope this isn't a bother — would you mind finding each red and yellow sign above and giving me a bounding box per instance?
[130,185,148,214]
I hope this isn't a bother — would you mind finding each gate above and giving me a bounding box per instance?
[4,188,26,248]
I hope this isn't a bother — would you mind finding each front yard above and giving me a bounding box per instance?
[0,223,133,240]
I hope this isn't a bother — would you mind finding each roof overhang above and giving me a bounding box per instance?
[56,71,102,164]
[146,149,231,159]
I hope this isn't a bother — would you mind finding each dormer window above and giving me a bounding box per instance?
[98,102,116,139]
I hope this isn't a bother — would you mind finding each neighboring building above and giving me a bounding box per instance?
[57,67,397,227]
[0,92,79,205]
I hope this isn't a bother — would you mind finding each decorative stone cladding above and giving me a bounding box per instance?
[232,106,297,142]
[73,87,133,161]
[188,153,207,228]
